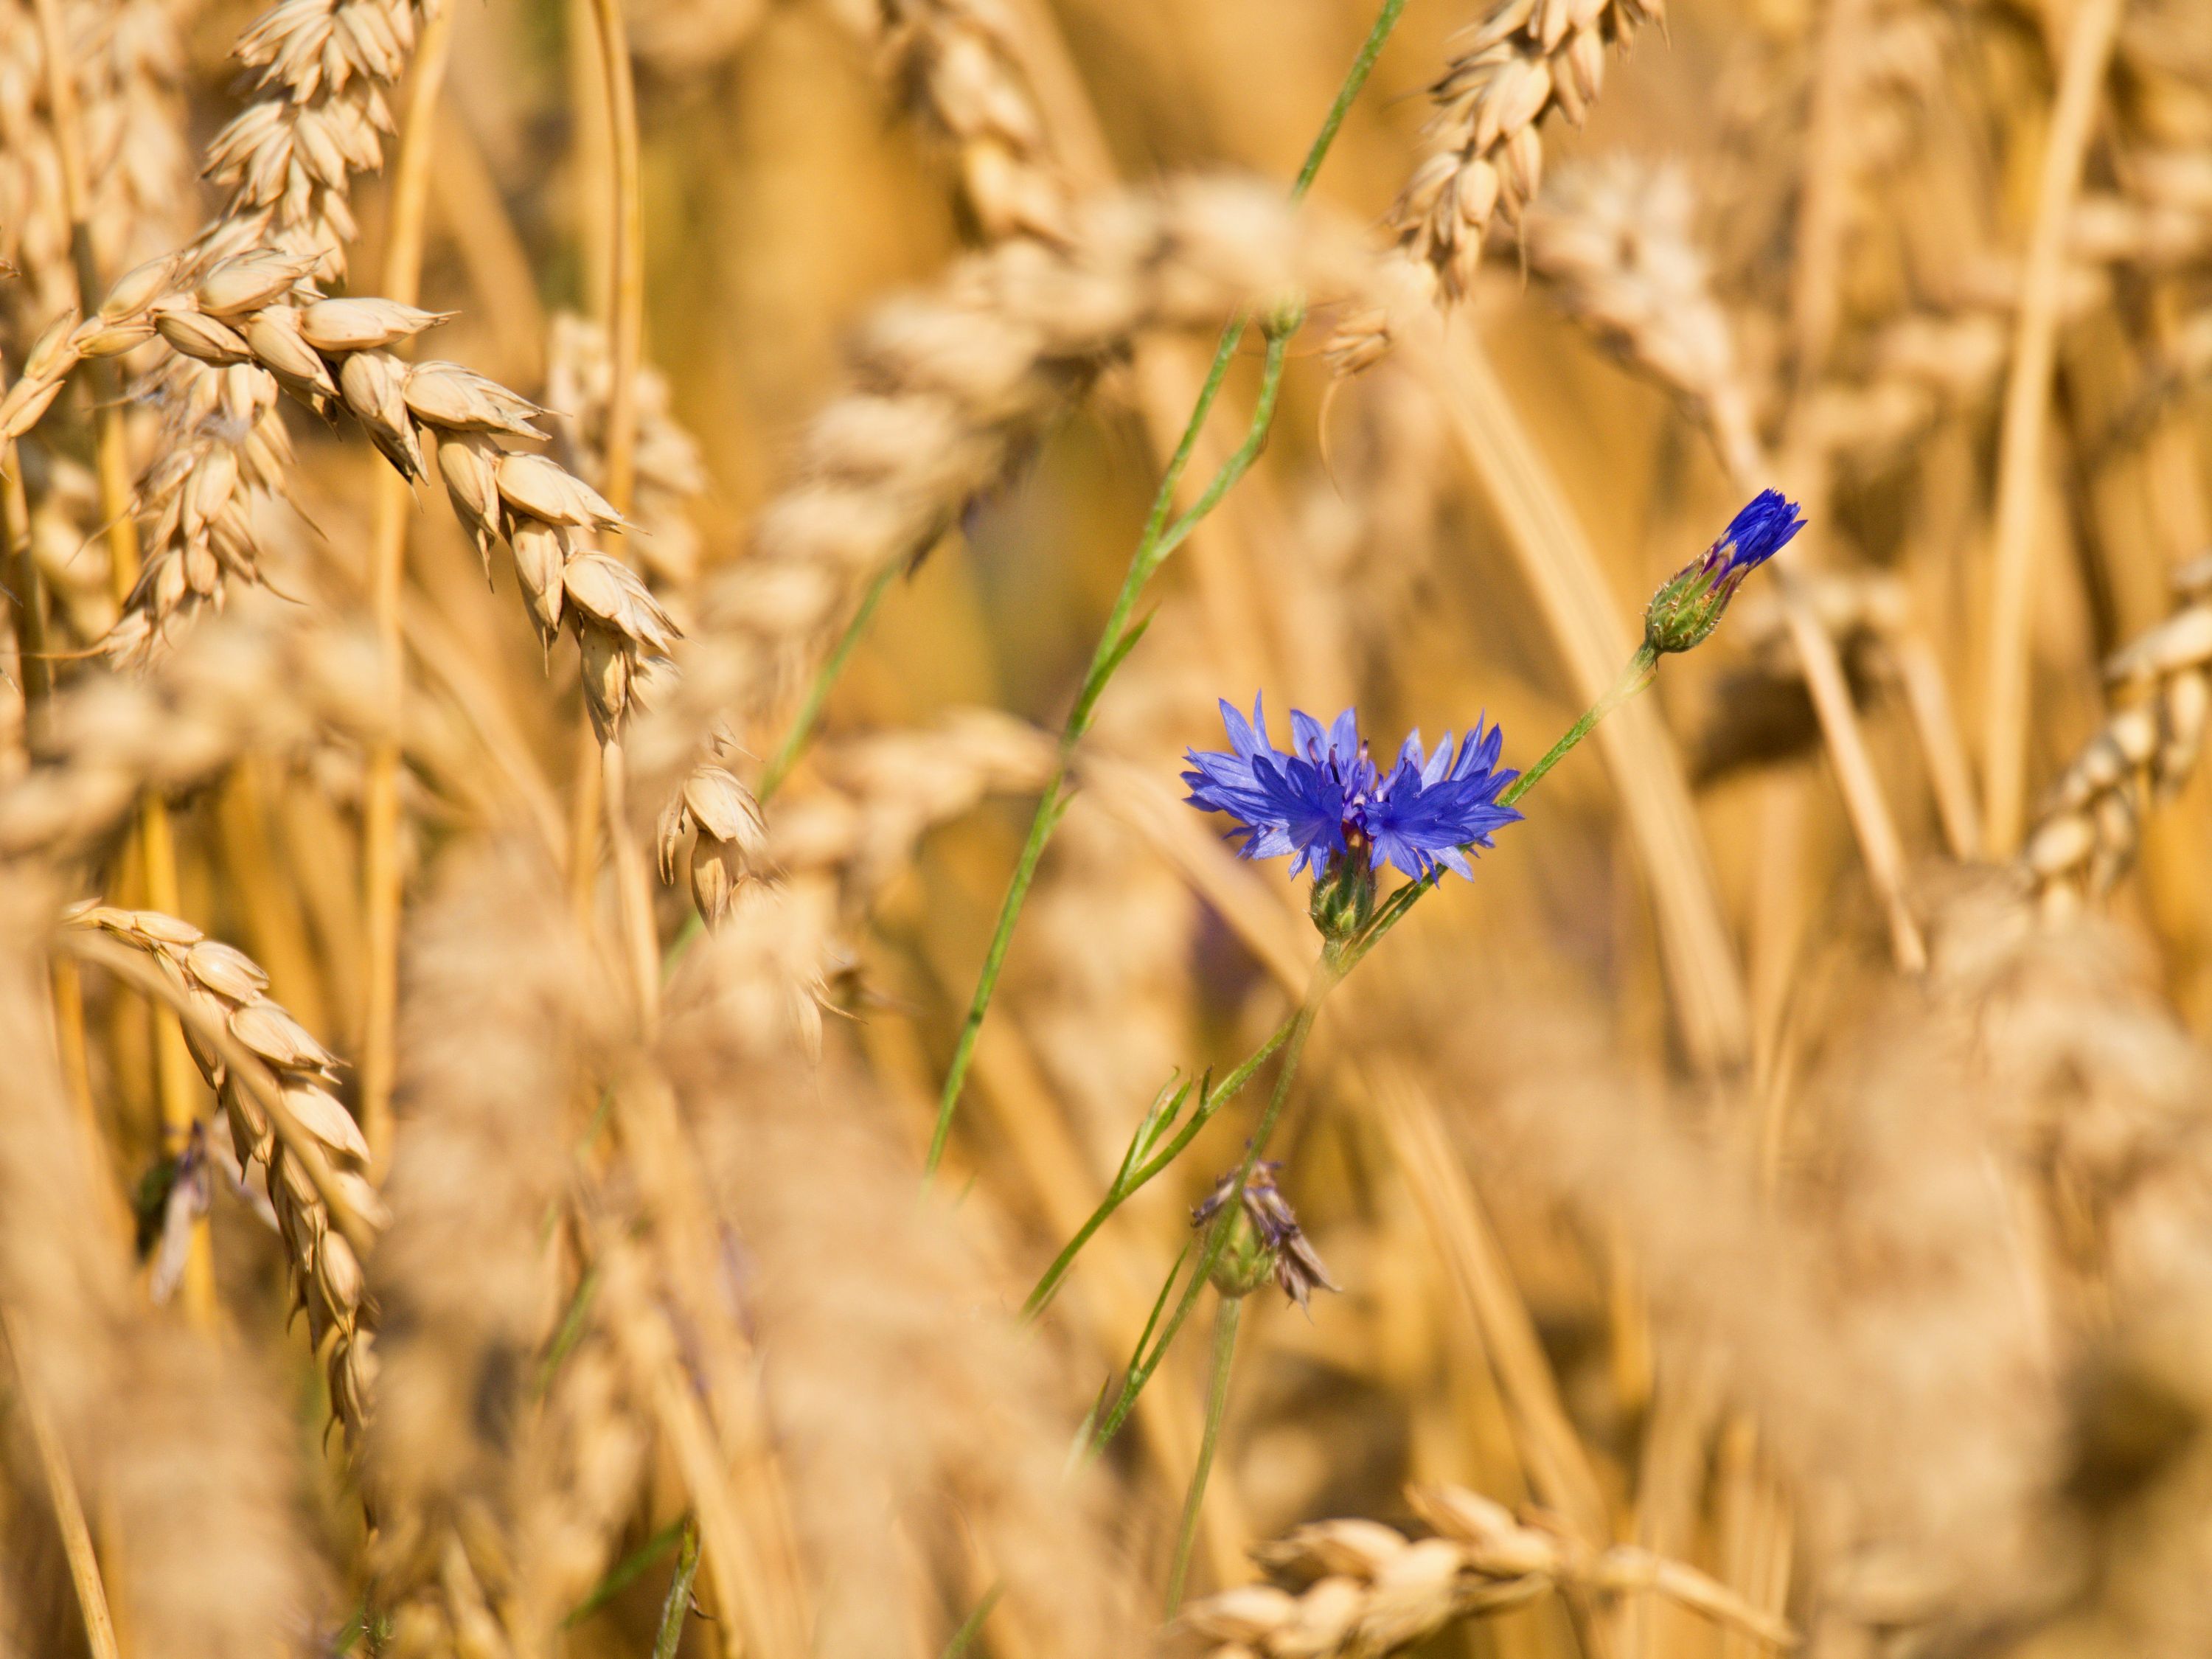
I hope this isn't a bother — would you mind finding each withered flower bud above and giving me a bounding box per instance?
[1192,1158,1339,1312]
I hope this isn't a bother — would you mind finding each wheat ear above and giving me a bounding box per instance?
[2020,553,2212,909]
[1170,1486,1794,1658]
[1329,0,1660,372]
[60,902,381,1437]
[0,604,377,866]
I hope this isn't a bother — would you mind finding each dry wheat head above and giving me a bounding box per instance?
[1169,1486,1793,1658]
[2022,553,2212,909]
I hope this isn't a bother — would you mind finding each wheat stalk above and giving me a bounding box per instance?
[1980,0,2128,856]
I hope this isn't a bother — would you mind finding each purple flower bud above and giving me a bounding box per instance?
[1644,489,1806,655]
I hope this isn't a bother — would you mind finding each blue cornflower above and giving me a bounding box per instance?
[1644,488,1806,655]
[1183,697,1522,891]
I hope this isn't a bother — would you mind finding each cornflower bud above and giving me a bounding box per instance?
[1644,489,1806,655]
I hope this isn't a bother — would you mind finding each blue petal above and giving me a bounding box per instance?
[1217,697,1262,765]
[1420,731,1453,788]
[1327,708,1361,771]
[1396,729,1427,778]
[1717,490,1806,576]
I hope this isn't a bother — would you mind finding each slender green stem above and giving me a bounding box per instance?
[650,1520,701,1659]
[1150,329,1293,563]
[1091,970,1331,1453]
[926,330,1261,1177]
[1023,1022,1293,1318]
[942,1583,1005,1659]
[564,1514,689,1628]
[1164,1293,1244,1612]
[1090,1236,1206,1454]
[929,330,1292,1178]
[757,555,904,802]
[1290,0,1409,201]
[925,777,1072,1174]
[1499,645,1658,810]
[534,1264,600,1398]
[923,0,1412,1175]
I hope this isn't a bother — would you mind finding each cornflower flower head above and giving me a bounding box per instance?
[1644,488,1806,655]
[1182,698,1520,922]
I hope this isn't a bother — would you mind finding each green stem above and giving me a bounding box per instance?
[757,554,903,803]
[1023,1021,1293,1319]
[1164,1293,1244,1613]
[1090,968,1332,1453]
[1499,644,1657,811]
[942,1583,1004,1659]
[1290,0,1409,202]
[534,1263,600,1399]
[925,775,1073,1175]
[564,1514,689,1628]
[929,319,1293,1178]
[923,0,1411,1175]
[650,1520,701,1659]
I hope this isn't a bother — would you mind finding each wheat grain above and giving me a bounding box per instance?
[873,0,1072,244]
[1523,158,1764,481]
[545,310,709,592]
[0,0,194,330]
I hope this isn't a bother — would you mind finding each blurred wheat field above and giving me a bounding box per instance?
[1,0,2211,1652]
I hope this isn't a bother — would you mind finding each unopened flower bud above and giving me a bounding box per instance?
[1644,489,1805,655]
